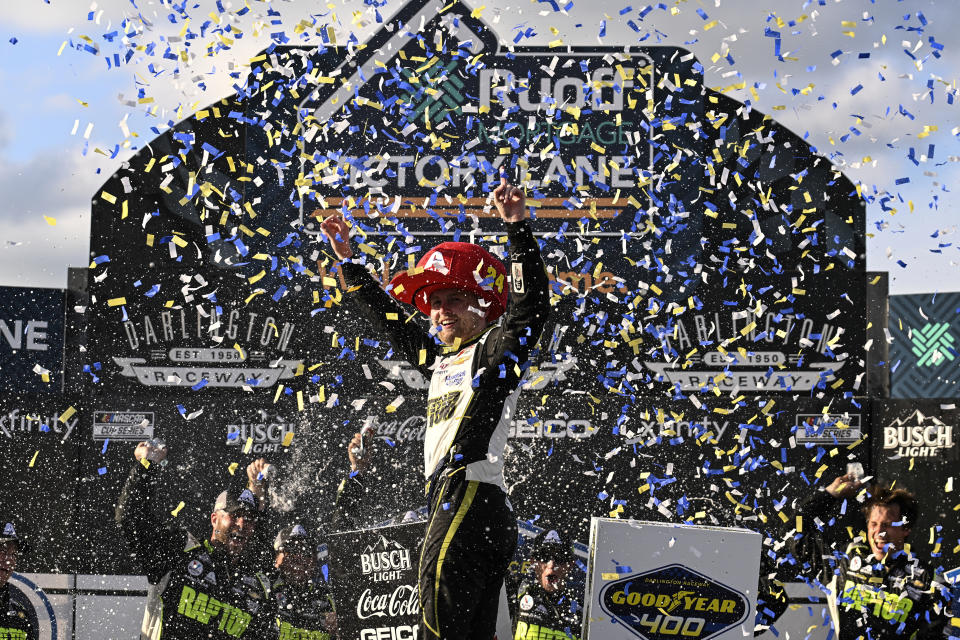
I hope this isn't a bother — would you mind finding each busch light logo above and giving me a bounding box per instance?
[599,564,748,640]
[360,535,413,583]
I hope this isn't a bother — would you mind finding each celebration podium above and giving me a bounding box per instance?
[583,518,762,640]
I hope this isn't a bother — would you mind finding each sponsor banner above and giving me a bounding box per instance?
[88,0,864,400]
[86,272,312,392]
[889,292,960,398]
[0,394,81,573]
[795,412,863,444]
[8,573,66,640]
[585,519,760,640]
[871,398,960,563]
[0,286,66,393]
[92,411,155,441]
[326,522,424,640]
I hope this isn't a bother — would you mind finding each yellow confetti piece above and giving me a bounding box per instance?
[59,406,77,423]
[101,191,117,204]
[29,451,39,467]
[601,573,621,580]
[107,297,127,307]
[274,384,284,403]
[233,343,246,360]
[43,216,57,226]
[297,391,304,412]
[796,516,803,533]
[243,437,253,454]
[171,501,185,517]
[282,431,295,447]
[228,462,239,476]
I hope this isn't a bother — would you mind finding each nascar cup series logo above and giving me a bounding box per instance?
[599,564,748,640]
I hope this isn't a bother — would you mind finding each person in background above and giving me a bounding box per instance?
[0,520,37,640]
[271,524,336,640]
[791,473,945,640]
[513,529,582,640]
[116,441,276,640]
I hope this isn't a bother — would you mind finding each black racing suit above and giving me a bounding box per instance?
[792,491,944,640]
[341,220,550,640]
[513,578,582,640]
[270,575,336,640]
[116,462,275,640]
[0,583,37,640]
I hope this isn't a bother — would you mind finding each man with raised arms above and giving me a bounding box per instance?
[319,176,550,639]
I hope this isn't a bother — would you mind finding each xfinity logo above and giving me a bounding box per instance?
[0,410,77,442]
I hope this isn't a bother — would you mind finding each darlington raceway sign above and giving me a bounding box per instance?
[86,0,865,399]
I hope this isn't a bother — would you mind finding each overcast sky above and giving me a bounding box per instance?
[1,0,957,294]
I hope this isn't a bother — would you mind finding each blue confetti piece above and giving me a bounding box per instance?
[101,439,110,454]
[98,467,107,475]
[191,378,209,390]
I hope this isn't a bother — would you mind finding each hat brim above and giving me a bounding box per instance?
[389,270,505,319]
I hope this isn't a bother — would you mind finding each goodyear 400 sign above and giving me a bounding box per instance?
[600,565,748,640]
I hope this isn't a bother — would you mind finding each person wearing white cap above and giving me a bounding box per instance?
[320,175,550,639]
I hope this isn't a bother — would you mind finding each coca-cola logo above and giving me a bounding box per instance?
[356,585,420,620]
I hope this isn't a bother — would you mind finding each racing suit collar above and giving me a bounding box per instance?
[440,324,494,354]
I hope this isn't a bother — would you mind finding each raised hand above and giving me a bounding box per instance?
[492,176,527,223]
[826,473,863,498]
[318,213,354,260]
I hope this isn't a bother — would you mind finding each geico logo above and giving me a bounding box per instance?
[610,591,737,613]
[360,626,418,640]
[361,549,412,574]
[511,419,593,439]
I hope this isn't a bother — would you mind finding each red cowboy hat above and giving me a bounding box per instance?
[389,242,508,320]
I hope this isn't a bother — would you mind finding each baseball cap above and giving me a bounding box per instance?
[274,524,315,554]
[530,529,576,564]
[388,242,509,320]
[0,521,20,545]
[213,488,259,515]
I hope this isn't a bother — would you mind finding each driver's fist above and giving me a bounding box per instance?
[134,440,168,464]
